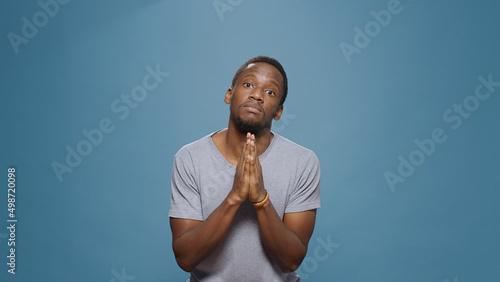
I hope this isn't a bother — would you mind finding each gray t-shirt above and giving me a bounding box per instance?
[169,130,321,282]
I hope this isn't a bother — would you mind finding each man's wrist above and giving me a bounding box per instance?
[252,190,269,208]
[226,192,245,207]
[249,189,266,202]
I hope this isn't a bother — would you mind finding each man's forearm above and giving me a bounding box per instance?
[172,196,241,272]
[255,201,308,272]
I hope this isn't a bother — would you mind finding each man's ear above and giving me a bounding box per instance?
[273,105,284,121]
[224,88,232,104]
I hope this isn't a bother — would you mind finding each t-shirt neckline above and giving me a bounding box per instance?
[207,129,279,173]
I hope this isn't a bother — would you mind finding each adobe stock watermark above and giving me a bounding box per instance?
[443,276,458,282]
[109,267,135,282]
[384,74,500,192]
[51,65,169,183]
[273,107,296,133]
[296,235,340,280]
[213,0,244,21]
[339,0,404,64]
[7,0,70,54]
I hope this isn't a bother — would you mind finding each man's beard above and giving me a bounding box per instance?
[230,112,270,138]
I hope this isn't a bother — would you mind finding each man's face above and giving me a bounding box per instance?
[225,62,284,136]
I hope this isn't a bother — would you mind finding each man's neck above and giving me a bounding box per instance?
[212,124,274,166]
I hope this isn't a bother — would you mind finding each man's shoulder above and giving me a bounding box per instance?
[273,133,319,169]
[273,133,319,162]
[174,132,214,160]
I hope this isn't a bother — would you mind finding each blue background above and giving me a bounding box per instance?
[1,0,499,281]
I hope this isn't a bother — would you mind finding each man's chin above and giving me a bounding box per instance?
[237,121,264,136]
[232,114,266,136]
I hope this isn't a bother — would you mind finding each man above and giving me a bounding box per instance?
[169,56,321,281]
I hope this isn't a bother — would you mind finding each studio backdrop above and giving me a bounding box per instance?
[1,0,499,281]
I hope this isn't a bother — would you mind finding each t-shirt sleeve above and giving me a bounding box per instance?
[285,150,321,213]
[168,152,204,221]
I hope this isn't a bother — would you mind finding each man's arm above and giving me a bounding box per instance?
[170,137,252,272]
[256,205,317,272]
[248,136,317,272]
[170,199,240,272]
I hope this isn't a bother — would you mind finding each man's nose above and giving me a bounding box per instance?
[249,87,263,101]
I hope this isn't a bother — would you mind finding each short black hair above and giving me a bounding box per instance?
[231,56,288,106]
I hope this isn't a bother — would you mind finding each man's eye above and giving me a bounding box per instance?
[243,82,252,88]
[266,90,276,96]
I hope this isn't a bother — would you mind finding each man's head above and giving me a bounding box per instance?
[225,56,288,137]
[231,56,288,106]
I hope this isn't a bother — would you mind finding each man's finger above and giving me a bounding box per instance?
[237,138,250,177]
[244,150,251,187]
[251,135,258,167]
[249,136,257,184]
[249,143,254,174]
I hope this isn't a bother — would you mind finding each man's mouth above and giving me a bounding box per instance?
[243,103,262,113]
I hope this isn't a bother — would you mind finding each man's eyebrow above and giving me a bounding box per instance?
[268,80,281,90]
[241,73,257,80]
[241,73,281,90]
